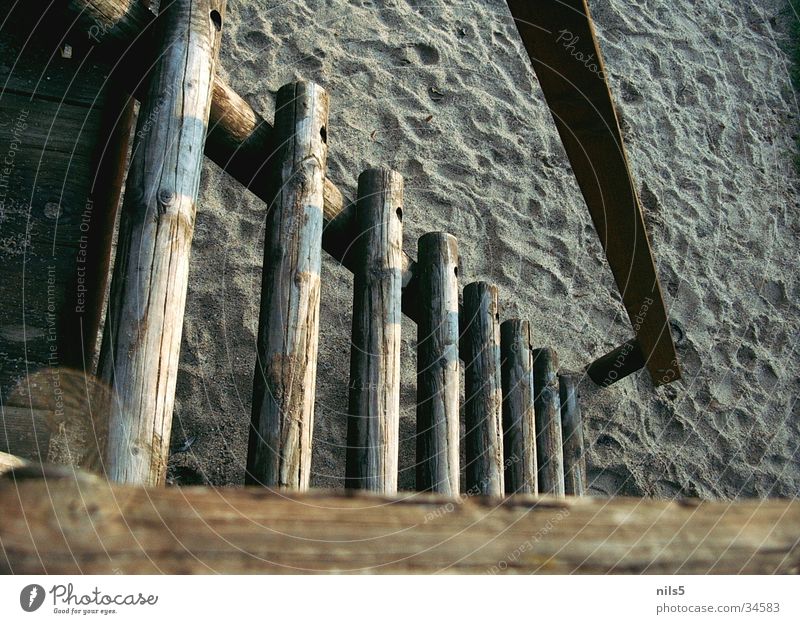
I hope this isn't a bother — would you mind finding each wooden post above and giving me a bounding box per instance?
[532,347,565,496]
[99,0,225,485]
[416,232,460,494]
[462,282,504,496]
[560,373,588,496]
[245,82,329,489]
[586,338,645,387]
[345,169,404,493]
[500,319,537,494]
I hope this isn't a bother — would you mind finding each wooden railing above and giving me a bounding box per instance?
[0,461,796,574]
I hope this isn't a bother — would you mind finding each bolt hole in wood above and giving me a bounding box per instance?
[210,10,222,32]
[396,207,403,221]
[454,266,458,278]
[320,125,327,143]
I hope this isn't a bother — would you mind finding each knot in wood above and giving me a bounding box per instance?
[157,188,176,213]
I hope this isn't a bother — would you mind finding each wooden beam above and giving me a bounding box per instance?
[1,475,797,573]
[99,0,225,485]
[246,82,329,490]
[500,319,537,494]
[462,282,504,496]
[506,0,680,386]
[416,232,460,494]
[586,338,646,386]
[345,169,404,493]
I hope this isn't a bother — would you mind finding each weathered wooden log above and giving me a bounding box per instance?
[345,170,404,493]
[416,232,460,494]
[560,373,587,496]
[586,338,646,387]
[532,348,565,496]
[40,0,424,321]
[462,282,504,496]
[98,0,225,485]
[500,319,537,494]
[3,477,798,574]
[245,82,329,490]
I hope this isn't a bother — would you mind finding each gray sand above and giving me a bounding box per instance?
[167,0,800,498]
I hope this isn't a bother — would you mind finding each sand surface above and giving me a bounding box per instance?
[165,0,800,498]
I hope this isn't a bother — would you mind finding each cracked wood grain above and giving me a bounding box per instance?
[345,169,404,493]
[462,282,504,497]
[3,475,797,573]
[98,0,225,485]
[416,232,460,494]
[500,319,538,495]
[246,82,329,490]
[532,347,565,496]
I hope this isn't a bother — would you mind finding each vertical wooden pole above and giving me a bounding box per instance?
[462,282,504,496]
[532,348,565,496]
[500,319,537,494]
[99,0,225,485]
[345,169,404,492]
[245,81,329,489]
[560,373,588,496]
[416,232,459,494]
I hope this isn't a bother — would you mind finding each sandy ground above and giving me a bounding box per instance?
[163,0,800,498]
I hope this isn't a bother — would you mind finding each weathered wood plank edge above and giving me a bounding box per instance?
[0,477,797,574]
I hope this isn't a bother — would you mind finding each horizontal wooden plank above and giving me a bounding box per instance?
[0,475,797,574]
